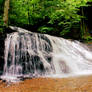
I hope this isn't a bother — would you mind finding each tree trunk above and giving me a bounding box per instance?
[80,7,90,40]
[3,0,10,26]
[80,7,85,39]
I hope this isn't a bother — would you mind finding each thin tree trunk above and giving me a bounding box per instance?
[3,0,10,26]
[27,0,30,25]
[80,7,90,40]
[80,7,85,39]
[28,4,30,25]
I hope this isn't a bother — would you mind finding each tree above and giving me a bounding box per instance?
[9,0,40,26]
[5,0,92,40]
[3,0,10,26]
[80,0,92,40]
[48,0,88,35]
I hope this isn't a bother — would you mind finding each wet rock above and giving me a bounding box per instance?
[0,27,16,75]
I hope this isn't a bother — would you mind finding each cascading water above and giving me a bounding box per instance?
[0,26,92,82]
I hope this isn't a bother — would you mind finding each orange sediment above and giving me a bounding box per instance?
[0,75,92,92]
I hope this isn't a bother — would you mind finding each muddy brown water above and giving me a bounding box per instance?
[1,75,92,92]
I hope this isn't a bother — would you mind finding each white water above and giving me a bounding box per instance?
[1,26,92,82]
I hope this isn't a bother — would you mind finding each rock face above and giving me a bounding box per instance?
[0,26,92,83]
[0,27,16,75]
[0,32,6,75]
[0,26,92,82]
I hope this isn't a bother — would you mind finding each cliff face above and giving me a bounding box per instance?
[0,32,6,75]
[0,27,92,77]
[0,27,15,75]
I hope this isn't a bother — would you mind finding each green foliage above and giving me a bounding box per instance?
[38,26,54,33]
[0,0,4,33]
[9,0,42,26]
[0,17,4,33]
[0,0,4,21]
[83,36,92,41]
[3,0,91,39]
[0,28,4,33]
[49,0,88,35]
[0,15,4,33]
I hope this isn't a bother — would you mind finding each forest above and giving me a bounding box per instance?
[0,0,92,42]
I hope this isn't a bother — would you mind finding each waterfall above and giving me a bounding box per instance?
[0,27,92,82]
